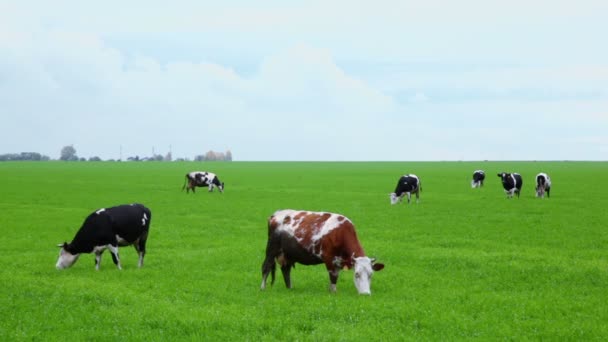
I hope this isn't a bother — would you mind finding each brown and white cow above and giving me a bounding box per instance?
[261,209,384,295]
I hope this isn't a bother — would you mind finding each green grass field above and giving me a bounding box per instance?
[1,161,607,340]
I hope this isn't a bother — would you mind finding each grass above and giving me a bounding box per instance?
[0,161,607,340]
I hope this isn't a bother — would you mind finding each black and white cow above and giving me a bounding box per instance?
[390,174,421,204]
[497,172,523,198]
[56,203,151,270]
[471,170,485,188]
[182,171,224,193]
[535,172,551,198]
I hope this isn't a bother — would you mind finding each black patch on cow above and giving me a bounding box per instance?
[394,175,420,197]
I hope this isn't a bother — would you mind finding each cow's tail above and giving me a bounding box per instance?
[261,251,277,287]
[181,174,188,191]
[261,218,280,287]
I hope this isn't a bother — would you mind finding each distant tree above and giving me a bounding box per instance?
[89,156,102,162]
[164,152,172,162]
[60,145,77,161]
[0,152,50,161]
[225,150,232,161]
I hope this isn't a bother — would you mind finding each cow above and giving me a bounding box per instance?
[56,203,152,270]
[471,170,485,188]
[390,174,421,204]
[261,209,385,295]
[182,171,224,193]
[497,172,523,198]
[535,172,551,198]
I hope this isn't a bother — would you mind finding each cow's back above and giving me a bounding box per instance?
[104,204,151,241]
[268,210,363,266]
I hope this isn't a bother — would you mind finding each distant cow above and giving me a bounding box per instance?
[471,170,485,188]
[182,171,224,193]
[56,204,151,270]
[535,173,551,198]
[261,209,385,295]
[390,174,421,204]
[497,172,523,198]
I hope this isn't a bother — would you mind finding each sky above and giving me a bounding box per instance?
[1,0,607,161]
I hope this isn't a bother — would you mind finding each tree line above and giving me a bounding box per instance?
[0,146,233,162]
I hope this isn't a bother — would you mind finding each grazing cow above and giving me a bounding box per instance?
[56,203,152,270]
[390,174,421,204]
[261,209,385,295]
[535,172,551,198]
[182,171,224,193]
[497,172,523,198]
[471,170,486,188]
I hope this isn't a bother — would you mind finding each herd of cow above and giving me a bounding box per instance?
[55,169,552,295]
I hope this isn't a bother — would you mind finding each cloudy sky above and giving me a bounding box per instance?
[1,1,607,161]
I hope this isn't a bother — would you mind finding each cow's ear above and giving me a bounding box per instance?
[57,243,65,248]
[372,263,385,271]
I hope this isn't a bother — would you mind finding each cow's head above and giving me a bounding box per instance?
[389,193,400,205]
[536,187,544,197]
[497,172,509,184]
[219,182,225,192]
[353,256,385,295]
[56,243,80,269]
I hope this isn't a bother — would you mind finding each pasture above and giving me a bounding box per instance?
[1,161,607,340]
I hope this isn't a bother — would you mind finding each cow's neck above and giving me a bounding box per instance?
[343,236,366,259]
[67,239,96,254]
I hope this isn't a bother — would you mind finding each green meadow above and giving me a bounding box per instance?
[1,161,607,340]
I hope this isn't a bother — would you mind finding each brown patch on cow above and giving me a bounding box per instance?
[293,211,308,222]
[337,216,345,222]
[291,212,333,248]
[283,216,291,225]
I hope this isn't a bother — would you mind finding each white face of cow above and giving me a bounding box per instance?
[389,193,399,205]
[56,246,80,269]
[353,257,384,295]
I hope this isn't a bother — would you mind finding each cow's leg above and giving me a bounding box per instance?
[95,252,103,270]
[261,237,281,290]
[328,268,340,292]
[406,192,411,204]
[280,262,293,289]
[261,256,276,290]
[108,244,122,270]
[415,189,420,203]
[208,183,214,192]
[133,234,148,268]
